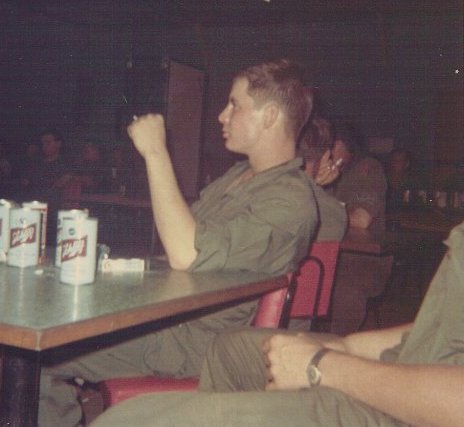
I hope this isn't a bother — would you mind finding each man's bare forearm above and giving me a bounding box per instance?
[127,114,198,270]
[321,351,464,427]
[144,152,197,270]
[335,323,412,360]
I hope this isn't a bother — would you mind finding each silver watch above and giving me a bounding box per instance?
[306,348,331,386]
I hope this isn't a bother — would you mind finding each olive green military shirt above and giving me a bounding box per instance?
[189,158,318,276]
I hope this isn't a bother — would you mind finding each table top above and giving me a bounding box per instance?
[340,226,446,255]
[0,261,287,351]
[387,208,464,235]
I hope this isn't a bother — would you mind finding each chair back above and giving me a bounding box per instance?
[283,241,340,323]
[251,276,291,328]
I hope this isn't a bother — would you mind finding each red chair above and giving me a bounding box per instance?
[99,282,289,406]
[99,241,340,407]
[281,240,340,328]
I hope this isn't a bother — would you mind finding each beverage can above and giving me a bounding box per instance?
[7,207,41,268]
[56,209,89,266]
[0,199,16,258]
[22,201,48,263]
[60,217,98,285]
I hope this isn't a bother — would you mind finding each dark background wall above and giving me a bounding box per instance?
[1,0,462,190]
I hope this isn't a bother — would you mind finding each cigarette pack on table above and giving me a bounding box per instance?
[100,258,145,273]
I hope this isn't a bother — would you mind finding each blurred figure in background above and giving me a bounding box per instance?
[23,128,71,241]
[323,123,390,335]
[71,142,110,194]
[17,140,40,200]
[109,145,131,195]
[0,139,14,197]
[0,140,13,181]
[329,123,387,231]
[297,117,347,242]
[385,148,412,212]
[23,128,71,198]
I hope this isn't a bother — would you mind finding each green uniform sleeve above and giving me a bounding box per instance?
[189,182,318,276]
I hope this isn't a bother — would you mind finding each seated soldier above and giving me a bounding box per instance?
[298,116,347,242]
[39,58,319,427]
[91,221,464,427]
[329,123,387,231]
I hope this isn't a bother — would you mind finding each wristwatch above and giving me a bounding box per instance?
[306,347,331,387]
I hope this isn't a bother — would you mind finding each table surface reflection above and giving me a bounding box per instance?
[0,261,287,351]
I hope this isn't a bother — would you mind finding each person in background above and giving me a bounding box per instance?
[0,140,13,181]
[0,139,14,197]
[329,123,387,231]
[39,58,319,427]
[22,129,72,241]
[108,145,130,194]
[298,117,347,242]
[90,221,464,427]
[24,128,72,197]
[385,148,413,212]
[325,123,390,335]
[16,140,40,200]
[288,117,347,331]
[71,142,110,194]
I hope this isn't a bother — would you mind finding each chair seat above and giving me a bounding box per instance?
[100,376,199,406]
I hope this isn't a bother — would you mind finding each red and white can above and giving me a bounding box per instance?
[60,217,98,285]
[22,201,48,263]
[56,209,89,266]
[7,207,41,268]
[0,199,16,257]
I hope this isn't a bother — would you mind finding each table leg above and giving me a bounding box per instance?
[0,346,41,427]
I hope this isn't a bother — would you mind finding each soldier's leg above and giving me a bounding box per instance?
[90,388,405,427]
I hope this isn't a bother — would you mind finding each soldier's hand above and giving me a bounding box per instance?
[127,114,167,159]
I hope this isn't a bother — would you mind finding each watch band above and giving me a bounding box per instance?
[310,347,331,368]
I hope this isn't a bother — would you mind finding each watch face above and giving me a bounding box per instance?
[308,365,322,386]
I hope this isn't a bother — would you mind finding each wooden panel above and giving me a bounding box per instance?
[165,59,206,199]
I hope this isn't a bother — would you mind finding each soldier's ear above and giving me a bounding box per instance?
[263,101,280,129]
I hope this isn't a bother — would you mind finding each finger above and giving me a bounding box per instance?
[265,367,273,383]
[263,350,271,368]
[261,337,271,354]
[320,149,331,164]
